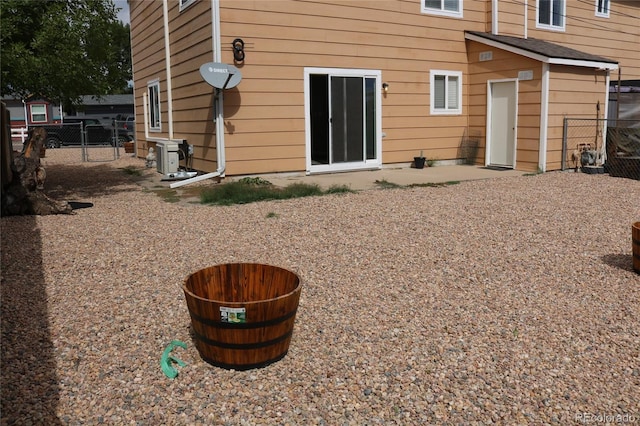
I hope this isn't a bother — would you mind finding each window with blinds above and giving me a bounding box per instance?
[430,70,462,115]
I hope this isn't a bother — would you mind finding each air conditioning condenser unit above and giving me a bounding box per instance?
[156,140,179,175]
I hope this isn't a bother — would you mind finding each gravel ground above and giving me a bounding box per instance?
[1,148,639,425]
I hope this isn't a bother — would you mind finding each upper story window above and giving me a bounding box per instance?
[29,104,47,123]
[179,0,197,11]
[537,0,565,31]
[430,70,462,116]
[421,0,463,18]
[147,80,161,131]
[595,0,610,17]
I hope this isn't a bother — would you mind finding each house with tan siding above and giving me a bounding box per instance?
[128,0,639,178]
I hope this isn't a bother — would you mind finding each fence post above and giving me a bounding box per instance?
[562,118,569,171]
[81,122,87,162]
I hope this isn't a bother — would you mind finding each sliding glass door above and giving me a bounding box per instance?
[306,68,381,173]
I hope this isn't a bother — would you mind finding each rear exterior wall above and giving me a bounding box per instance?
[494,1,639,80]
[133,0,490,175]
[467,40,542,172]
[546,66,609,171]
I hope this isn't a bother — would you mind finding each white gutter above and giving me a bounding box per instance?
[492,0,498,35]
[170,0,225,188]
[162,0,174,138]
[538,63,550,172]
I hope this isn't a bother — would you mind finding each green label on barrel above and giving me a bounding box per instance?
[220,307,246,323]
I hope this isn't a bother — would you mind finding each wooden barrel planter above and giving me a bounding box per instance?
[633,222,640,274]
[183,263,302,370]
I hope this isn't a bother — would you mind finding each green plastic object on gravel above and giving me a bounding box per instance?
[160,340,187,379]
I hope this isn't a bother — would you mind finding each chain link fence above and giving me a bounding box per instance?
[562,118,640,180]
[26,120,135,163]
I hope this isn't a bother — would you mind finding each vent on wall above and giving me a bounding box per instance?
[479,51,493,61]
[156,140,180,175]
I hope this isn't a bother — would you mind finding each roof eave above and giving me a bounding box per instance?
[465,32,618,71]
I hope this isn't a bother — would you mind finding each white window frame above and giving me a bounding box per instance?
[536,0,566,31]
[29,104,47,123]
[147,80,161,132]
[430,70,462,116]
[421,0,463,18]
[595,0,610,17]
[179,0,197,11]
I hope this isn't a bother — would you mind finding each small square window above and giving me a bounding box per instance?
[430,70,462,115]
[147,81,161,131]
[30,104,47,123]
[421,0,462,18]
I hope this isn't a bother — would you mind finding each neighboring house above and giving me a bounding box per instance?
[70,95,135,127]
[128,0,639,175]
[2,96,62,128]
[4,94,134,129]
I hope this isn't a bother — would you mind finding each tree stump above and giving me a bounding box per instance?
[1,126,72,216]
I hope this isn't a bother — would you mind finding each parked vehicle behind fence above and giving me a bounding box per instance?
[33,117,133,148]
[114,116,136,141]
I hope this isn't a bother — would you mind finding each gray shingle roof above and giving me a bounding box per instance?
[465,31,618,65]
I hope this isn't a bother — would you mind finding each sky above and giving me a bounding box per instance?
[113,0,130,24]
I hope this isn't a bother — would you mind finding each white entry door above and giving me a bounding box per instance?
[487,80,517,168]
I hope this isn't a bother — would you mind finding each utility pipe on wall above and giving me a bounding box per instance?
[212,0,225,177]
[601,70,611,163]
[492,0,498,34]
[143,91,149,141]
[524,0,528,39]
[538,63,550,172]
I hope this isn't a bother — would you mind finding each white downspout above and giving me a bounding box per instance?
[143,92,149,140]
[171,0,225,188]
[492,0,498,35]
[601,70,611,164]
[213,0,225,177]
[524,0,528,39]
[22,100,28,126]
[538,63,550,172]
[162,0,174,139]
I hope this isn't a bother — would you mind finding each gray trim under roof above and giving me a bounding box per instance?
[80,94,134,106]
[465,31,619,69]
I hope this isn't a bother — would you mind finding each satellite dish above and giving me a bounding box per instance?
[199,62,242,89]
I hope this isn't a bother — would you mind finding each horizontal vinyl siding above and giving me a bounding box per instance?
[493,2,638,79]
[496,0,526,38]
[130,0,169,150]
[546,66,608,171]
[216,0,487,174]
[167,0,216,161]
[467,40,542,172]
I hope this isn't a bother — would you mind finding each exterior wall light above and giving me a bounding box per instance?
[382,82,389,93]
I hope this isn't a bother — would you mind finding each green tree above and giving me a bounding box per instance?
[0,0,132,109]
